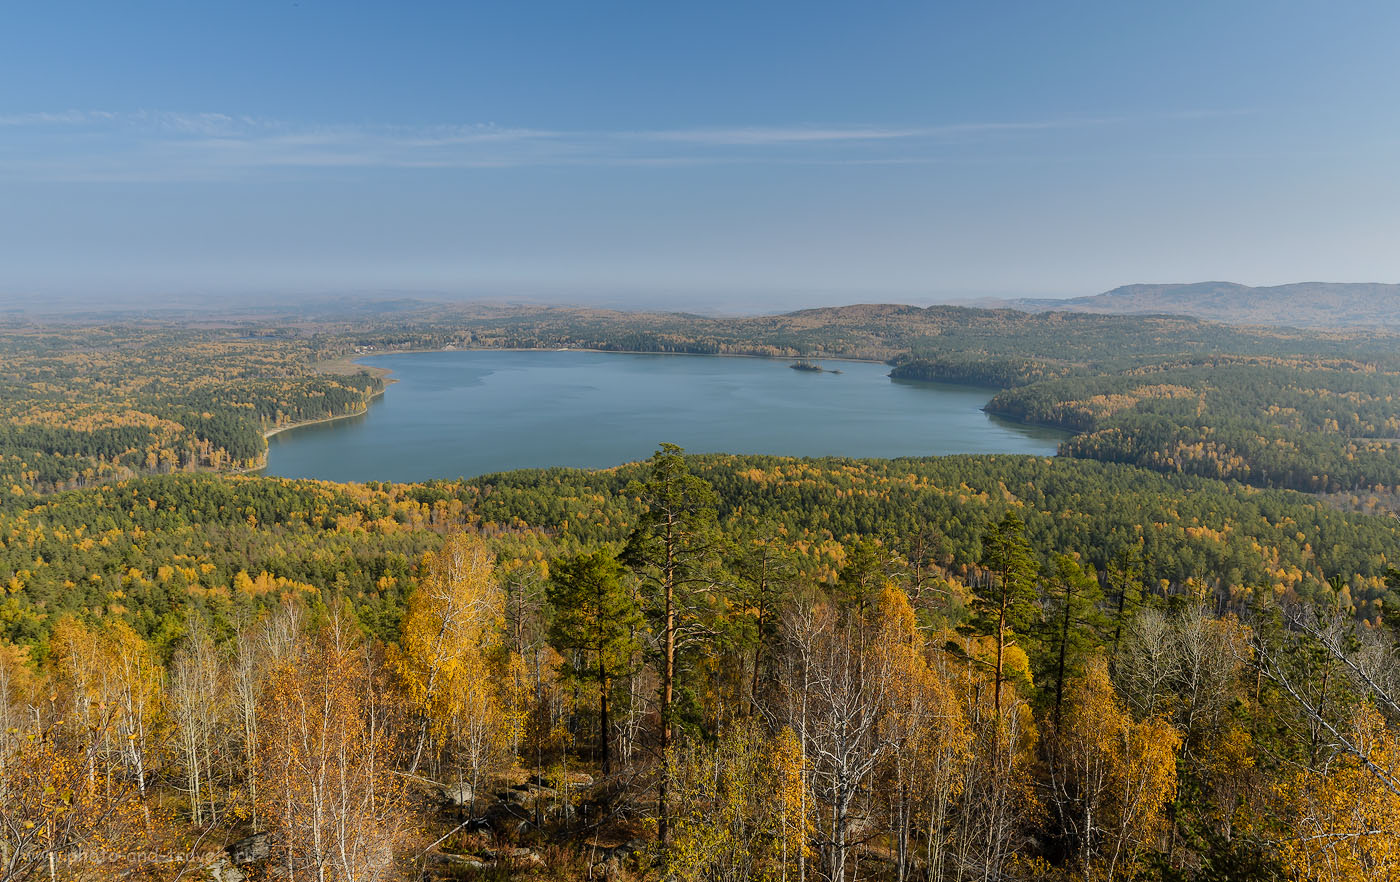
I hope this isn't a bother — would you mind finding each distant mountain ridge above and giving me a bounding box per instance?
[993,282,1400,328]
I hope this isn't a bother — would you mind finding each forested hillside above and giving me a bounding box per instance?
[1,452,1396,647]
[2,449,1399,881]
[997,281,1400,329]
[981,357,1400,492]
[0,326,381,493]
[3,306,1400,880]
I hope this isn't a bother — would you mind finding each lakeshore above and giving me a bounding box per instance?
[261,387,386,441]
[263,348,1066,483]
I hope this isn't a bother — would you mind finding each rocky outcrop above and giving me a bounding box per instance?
[226,832,273,866]
[590,838,649,879]
[441,782,474,809]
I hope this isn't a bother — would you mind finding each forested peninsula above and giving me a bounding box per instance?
[1,302,1399,882]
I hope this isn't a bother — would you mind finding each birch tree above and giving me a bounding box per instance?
[778,594,898,882]
[169,612,225,825]
[1045,656,1179,881]
[258,610,410,882]
[395,531,503,779]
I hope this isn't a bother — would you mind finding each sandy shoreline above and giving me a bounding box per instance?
[261,389,387,441]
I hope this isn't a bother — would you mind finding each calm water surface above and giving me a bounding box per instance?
[263,351,1066,482]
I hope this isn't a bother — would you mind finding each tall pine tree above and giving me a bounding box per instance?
[1037,553,1108,726]
[547,549,641,776]
[970,512,1039,719]
[621,443,726,843]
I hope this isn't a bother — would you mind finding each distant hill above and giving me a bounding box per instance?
[994,282,1400,328]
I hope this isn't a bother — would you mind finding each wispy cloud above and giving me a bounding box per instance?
[0,110,119,126]
[0,109,1240,182]
[629,126,930,145]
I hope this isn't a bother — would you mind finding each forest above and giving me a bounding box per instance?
[0,325,382,494]
[1,303,1400,880]
[1,446,1398,881]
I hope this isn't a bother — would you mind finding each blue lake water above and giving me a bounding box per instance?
[262,350,1066,482]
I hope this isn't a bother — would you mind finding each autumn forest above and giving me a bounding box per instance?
[1,302,1399,882]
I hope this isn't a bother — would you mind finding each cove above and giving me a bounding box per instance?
[262,350,1068,483]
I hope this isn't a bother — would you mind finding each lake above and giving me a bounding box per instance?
[262,350,1067,482]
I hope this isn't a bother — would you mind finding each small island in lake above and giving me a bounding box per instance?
[791,358,842,374]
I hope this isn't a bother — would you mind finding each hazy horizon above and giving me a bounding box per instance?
[9,277,1400,321]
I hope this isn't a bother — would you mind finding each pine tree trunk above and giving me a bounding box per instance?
[1055,584,1072,727]
[599,660,611,776]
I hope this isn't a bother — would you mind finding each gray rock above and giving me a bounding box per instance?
[441,783,474,808]
[226,832,272,866]
[205,854,245,882]
[591,838,649,877]
[429,853,488,872]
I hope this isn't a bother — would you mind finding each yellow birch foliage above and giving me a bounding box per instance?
[0,736,154,882]
[258,616,411,882]
[502,650,533,756]
[0,642,39,749]
[2,632,170,881]
[875,589,971,878]
[668,723,816,882]
[772,725,814,875]
[394,532,505,761]
[101,620,162,794]
[44,617,163,798]
[1056,655,1179,881]
[1278,705,1400,882]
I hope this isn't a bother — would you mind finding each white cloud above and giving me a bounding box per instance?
[630,126,929,145]
[0,109,1239,182]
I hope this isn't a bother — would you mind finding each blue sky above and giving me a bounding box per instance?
[3,1,1399,309]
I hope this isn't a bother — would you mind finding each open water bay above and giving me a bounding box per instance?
[262,350,1066,482]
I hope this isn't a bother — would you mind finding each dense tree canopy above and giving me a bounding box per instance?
[2,303,1400,880]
